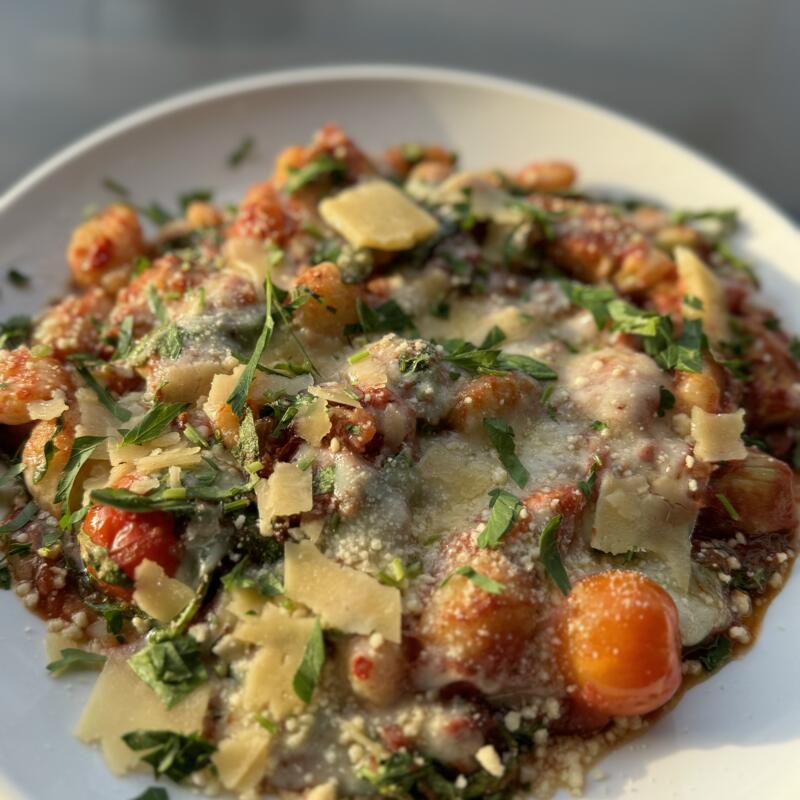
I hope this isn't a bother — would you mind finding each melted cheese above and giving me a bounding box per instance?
[284,541,402,642]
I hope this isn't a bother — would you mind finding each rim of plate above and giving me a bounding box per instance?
[0,63,797,236]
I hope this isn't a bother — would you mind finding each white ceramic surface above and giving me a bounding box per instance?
[0,65,798,800]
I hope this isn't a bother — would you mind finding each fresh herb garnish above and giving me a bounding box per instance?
[32,415,64,484]
[227,278,275,417]
[683,295,704,310]
[348,298,414,336]
[121,402,189,446]
[75,362,132,422]
[313,465,336,495]
[89,486,194,514]
[130,789,170,800]
[657,386,676,417]
[377,558,422,588]
[591,420,608,431]
[228,136,255,168]
[122,730,215,782]
[479,325,506,349]
[293,618,325,704]
[0,462,25,488]
[6,268,29,288]
[113,315,135,360]
[577,455,601,499]
[102,177,130,198]
[52,435,105,508]
[671,208,738,230]
[715,493,741,521]
[177,189,213,213]
[220,555,283,598]
[139,202,173,226]
[477,489,524,549]
[688,634,732,672]
[442,565,505,595]
[512,198,563,240]
[441,339,557,381]
[0,315,32,349]
[128,635,207,709]
[285,153,346,194]
[232,408,259,465]
[539,514,569,595]
[483,417,529,489]
[714,241,759,287]
[46,647,106,676]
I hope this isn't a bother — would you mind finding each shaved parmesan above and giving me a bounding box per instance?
[256,464,313,535]
[675,246,730,344]
[319,180,438,251]
[227,587,267,619]
[75,387,120,459]
[691,407,746,462]
[347,355,389,388]
[150,359,231,403]
[308,383,361,408]
[75,658,210,774]
[132,559,194,623]
[592,474,696,589]
[202,366,243,422]
[284,541,402,642]
[236,605,316,719]
[28,389,68,421]
[212,725,272,793]
[134,443,202,473]
[294,396,331,446]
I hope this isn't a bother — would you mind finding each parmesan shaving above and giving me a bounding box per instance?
[347,355,389,388]
[284,541,402,642]
[132,559,195,623]
[319,180,438,251]
[28,389,68,421]
[134,443,202,473]
[690,407,746,462]
[212,725,272,793]
[202,365,243,422]
[308,383,361,408]
[294,396,331,446]
[75,659,210,774]
[675,246,731,345]
[256,464,313,535]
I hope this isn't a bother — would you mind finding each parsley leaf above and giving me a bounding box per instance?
[479,325,506,349]
[442,565,505,594]
[46,647,106,676]
[121,402,189,445]
[227,278,275,417]
[227,135,255,168]
[128,635,207,709]
[561,282,616,328]
[441,339,557,381]
[177,189,213,213]
[0,501,38,535]
[74,363,132,422]
[114,315,135,360]
[477,489,524,549]
[122,730,215,782]
[348,298,414,335]
[483,417,529,489]
[714,241,759,288]
[102,176,131,197]
[687,634,732,672]
[577,456,601,499]
[499,353,557,381]
[285,154,346,194]
[293,618,325,703]
[54,436,106,507]
[220,556,283,598]
[591,420,608,431]
[657,386,676,417]
[539,515,569,595]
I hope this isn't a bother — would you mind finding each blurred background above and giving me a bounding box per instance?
[1,0,798,218]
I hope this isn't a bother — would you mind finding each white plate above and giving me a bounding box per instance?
[0,65,798,800]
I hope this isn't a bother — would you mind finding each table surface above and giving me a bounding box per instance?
[2,0,798,219]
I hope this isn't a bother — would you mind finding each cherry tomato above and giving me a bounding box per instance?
[82,504,180,591]
[560,570,682,717]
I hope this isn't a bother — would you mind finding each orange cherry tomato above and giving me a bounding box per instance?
[560,570,682,717]
[82,505,180,597]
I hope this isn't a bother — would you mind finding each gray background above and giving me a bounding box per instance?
[2,0,798,218]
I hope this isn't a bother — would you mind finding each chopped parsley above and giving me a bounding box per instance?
[442,565,505,595]
[591,420,608,431]
[577,455,601,499]
[122,730,215,782]
[687,634,732,672]
[539,515,569,595]
[0,315,32,349]
[483,417,529,488]
[102,177,131,198]
[6,268,29,288]
[74,362,132,422]
[177,189,213,213]
[477,489,524,549]
[285,153,347,194]
[293,618,325,703]
[657,386,676,417]
[227,135,255,168]
[128,635,207,709]
[46,647,106,676]
[479,325,507,349]
[378,558,422,588]
[347,298,414,336]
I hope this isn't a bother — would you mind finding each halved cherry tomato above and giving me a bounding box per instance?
[560,570,682,717]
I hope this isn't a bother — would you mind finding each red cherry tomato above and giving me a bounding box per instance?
[82,504,180,596]
[560,570,682,717]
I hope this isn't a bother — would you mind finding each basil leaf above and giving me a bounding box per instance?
[483,417,529,489]
[228,278,275,417]
[477,489,524,549]
[539,514,569,595]
[479,325,506,349]
[75,363,131,422]
[285,153,346,194]
[442,565,505,595]
[46,647,106,676]
[220,556,283,598]
[0,501,39,535]
[122,730,215,782]
[228,135,255,168]
[122,402,189,446]
[54,436,106,507]
[293,618,325,703]
[128,635,207,709]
